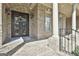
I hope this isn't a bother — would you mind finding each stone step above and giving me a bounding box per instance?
[0,37,24,56]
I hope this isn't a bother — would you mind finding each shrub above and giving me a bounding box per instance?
[72,46,79,56]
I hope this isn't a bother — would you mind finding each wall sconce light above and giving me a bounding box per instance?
[30,13,34,19]
[5,7,10,15]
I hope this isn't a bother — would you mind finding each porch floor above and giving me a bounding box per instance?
[12,39,71,56]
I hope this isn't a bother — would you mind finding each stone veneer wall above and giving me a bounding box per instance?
[76,16,79,30]
[37,4,52,39]
[30,5,38,39]
[29,4,53,39]
[2,3,53,44]
[66,17,72,34]
[2,3,31,44]
[0,3,2,46]
[59,13,66,35]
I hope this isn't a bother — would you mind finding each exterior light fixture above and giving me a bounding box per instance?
[5,7,10,15]
[30,13,34,19]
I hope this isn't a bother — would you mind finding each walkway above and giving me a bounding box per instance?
[12,39,70,56]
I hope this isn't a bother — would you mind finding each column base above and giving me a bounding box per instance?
[48,35,59,52]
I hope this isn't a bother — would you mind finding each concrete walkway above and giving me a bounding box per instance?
[12,39,70,56]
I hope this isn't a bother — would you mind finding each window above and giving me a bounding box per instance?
[45,16,51,32]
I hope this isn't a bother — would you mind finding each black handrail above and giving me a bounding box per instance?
[59,28,79,33]
[61,35,70,40]
[72,29,79,33]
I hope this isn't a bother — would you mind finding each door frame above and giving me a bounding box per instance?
[11,10,29,37]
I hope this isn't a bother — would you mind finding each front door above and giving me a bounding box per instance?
[11,11,29,37]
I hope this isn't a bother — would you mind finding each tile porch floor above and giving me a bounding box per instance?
[12,39,70,56]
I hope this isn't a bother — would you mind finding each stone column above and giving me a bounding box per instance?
[0,3,2,47]
[53,3,59,38]
[72,4,76,33]
[48,3,59,51]
[71,4,77,51]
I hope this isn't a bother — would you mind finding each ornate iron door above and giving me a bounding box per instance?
[11,11,29,37]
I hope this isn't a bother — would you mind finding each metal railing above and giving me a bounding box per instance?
[59,28,79,55]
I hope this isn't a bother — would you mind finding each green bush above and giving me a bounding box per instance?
[72,46,79,56]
